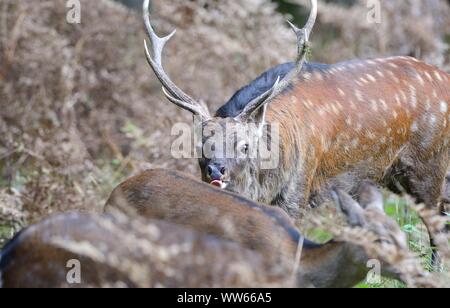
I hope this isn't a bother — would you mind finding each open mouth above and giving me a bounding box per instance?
[210,180,228,189]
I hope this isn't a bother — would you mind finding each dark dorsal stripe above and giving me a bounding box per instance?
[215,62,333,119]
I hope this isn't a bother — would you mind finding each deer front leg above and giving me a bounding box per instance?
[270,159,318,219]
[271,176,304,218]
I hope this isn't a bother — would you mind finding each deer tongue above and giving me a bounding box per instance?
[210,180,222,188]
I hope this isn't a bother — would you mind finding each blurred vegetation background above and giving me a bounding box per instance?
[0,0,449,287]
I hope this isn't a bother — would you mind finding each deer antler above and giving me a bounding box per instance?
[143,0,211,119]
[236,0,317,121]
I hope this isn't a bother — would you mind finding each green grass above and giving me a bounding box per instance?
[0,224,15,249]
[357,279,406,289]
[356,195,439,288]
[302,193,444,288]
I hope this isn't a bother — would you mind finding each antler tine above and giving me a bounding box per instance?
[274,0,318,89]
[287,0,317,70]
[303,0,318,42]
[287,22,308,65]
[268,1,318,93]
[143,0,211,119]
[236,0,317,122]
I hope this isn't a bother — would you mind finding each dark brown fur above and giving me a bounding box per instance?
[105,169,407,287]
[0,212,287,288]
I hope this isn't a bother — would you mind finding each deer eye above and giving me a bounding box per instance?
[241,144,249,154]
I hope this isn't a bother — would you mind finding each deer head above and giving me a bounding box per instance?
[333,181,408,250]
[328,181,410,284]
[143,0,317,191]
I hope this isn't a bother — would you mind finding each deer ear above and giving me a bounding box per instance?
[357,181,385,213]
[331,189,366,227]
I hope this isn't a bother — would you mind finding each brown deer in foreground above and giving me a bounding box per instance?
[0,169,407,288]
[104,169,409,287]
[0,212,287,288]
[143,0,450,222]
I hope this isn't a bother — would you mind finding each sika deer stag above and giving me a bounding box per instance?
[143,0,450,222]
[1,169,407,288]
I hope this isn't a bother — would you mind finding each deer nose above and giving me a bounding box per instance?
[207,165,225,181]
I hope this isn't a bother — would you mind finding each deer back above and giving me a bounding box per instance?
[105,169,309,261]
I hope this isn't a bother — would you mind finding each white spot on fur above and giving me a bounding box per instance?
[434,71,443,82]
[338,88,346,97]
[354,90,364,102]
[370,100,378,112]
[416,73,425,86]
[331,104,340,115]
[367,132,376,140]
[411,121,419,133]
[376,70,384,78]
[440,101,448,114]
[388,63,399,69]
[399,90,407,103]
[380,99,388,111]
[409,85,417,108]
[395,94,401,106]
[425,98,432,111]
[366,74,377,82]
[387,70,400,83]
[429,114,437,126]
